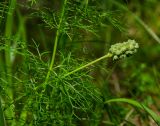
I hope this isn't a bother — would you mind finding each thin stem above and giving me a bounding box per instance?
[44,0,68,84]
[85,0,88,13]
[0,97,5,126]
[63,53,113,77]
[5,0,16,96]
[34,53,112,91]
[16,10,28,126]
[4,0,17,125]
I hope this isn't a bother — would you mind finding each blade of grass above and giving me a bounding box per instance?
[134,15,160,44]
[0,97,5,126]
[111,0,160,44]
[105,98,160,125]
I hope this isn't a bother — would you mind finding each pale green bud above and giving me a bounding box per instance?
[113,55,118,60]
[109,39,139,60]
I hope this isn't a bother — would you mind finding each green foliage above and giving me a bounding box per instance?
[22,52,102,125]
[0,0,160,126]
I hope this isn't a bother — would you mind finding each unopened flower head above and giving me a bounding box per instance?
[109,39,139,60]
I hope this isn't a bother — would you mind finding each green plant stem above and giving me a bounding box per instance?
[85,0,88,13]
[5,0,16,100]
[0,2,7,80]
[44,0,68,84]
[63,53,113,77]
[0,97,5,126]
[4,0,17,125]
[15,10,28,126]
[34,53,112,91]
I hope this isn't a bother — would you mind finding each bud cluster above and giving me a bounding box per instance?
[109,39,139,60]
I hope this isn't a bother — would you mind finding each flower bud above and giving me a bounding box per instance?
[109,39,139,60]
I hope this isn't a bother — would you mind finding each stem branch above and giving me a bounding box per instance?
[63,53,112,77]
[44,0,68,84]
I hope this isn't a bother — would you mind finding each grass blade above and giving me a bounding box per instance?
[105,98,160,125]
[0,97,5,126]
[111,0,160,44]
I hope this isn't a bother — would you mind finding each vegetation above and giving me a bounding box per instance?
[0,0,160,125]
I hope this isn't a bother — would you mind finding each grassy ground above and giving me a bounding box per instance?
[0,0,160,125]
